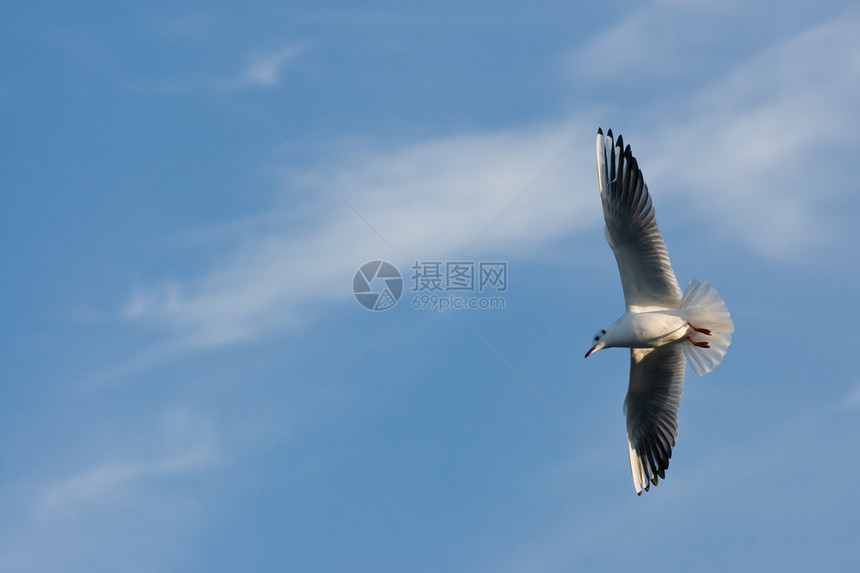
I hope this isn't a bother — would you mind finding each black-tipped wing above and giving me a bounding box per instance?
[624,346,686,495]
[596,129,681,311]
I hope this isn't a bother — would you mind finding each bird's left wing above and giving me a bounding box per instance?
[596,129,681,311]
[624,345,686,495]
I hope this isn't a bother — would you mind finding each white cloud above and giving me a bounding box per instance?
[498,394,860,572]
[569,4,860,260]
[131,45,302,94]
[567,1,731,81]
[121,118,601,350]
[641,12,860,260]
[0,408,221,572]
[119,8,859,357]
[842,382,860,409]
[234,46,301,88]
[35,448,217,519]
[34,407,220,518]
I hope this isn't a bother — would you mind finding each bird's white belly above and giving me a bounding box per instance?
[614,311,688,348]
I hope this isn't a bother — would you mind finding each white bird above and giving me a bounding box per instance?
[586,129,734,495]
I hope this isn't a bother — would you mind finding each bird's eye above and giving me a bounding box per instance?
[594,336,599,341]
[601,329,606,334]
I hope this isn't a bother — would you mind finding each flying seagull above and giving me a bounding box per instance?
[586,129,733,495]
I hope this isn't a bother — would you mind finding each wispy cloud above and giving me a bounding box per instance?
[641,11,860,260]
[499,393,860,572]
[0,409,220,572]
[132,45,302,94]
[33,407,220,518]
[35,447,217,519]
[842,381,860,409]
[120,118,599,350]
[118,8,859,360]
[234,46,301,88]
[568,3,719,80]
[570,4,860,260]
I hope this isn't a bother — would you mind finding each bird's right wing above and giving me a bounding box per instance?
[624,345,686,495]
[596,129,681,311]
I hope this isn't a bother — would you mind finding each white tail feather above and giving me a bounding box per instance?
[679,278,733,376]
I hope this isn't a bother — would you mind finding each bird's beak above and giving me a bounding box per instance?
[585,344,599,358]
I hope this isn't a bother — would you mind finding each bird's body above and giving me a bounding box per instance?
[587,129,733,495]
[600,310,689,349]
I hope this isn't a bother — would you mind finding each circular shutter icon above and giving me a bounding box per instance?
[353,261,403,311]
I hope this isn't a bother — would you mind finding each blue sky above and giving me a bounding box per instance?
[3,1,860,571]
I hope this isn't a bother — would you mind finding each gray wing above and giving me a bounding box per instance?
[596,129,681,311]
[624,345,686,495]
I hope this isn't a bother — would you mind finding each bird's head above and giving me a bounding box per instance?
[585,328,608,358]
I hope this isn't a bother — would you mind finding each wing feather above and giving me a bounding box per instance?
[623,346,686,494]
[596,129,681,311]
